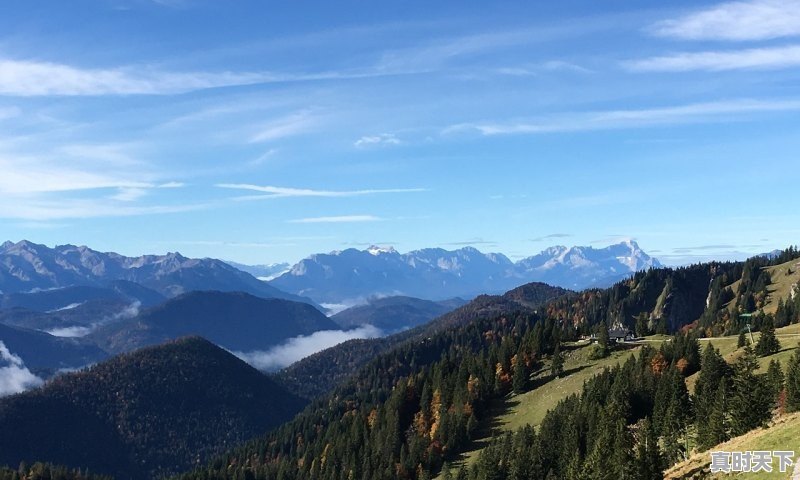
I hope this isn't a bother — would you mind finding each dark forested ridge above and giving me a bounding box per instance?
[88,290,338,354]
[332,296,468,331]
[0,283,164,312]
[276,283,569,399]
[0,463,113,480]
[0,337,306,480]
[0,323,107,373]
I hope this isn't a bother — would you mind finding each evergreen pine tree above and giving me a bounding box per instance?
[755,318,781,357]
[705,382,729,449]
[729,346,771,436]
[455,466,468,480]
[737,331,748,348]
[551,343,564,379]
[513,356,528,394]
[634,417,663,480]
[598,322,610,358]
[786,345,800,412]
[694,345,728,450]
[767,359,785,405]
[635,313,650,338]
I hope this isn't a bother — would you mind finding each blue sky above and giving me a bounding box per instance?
[0,0,799,266]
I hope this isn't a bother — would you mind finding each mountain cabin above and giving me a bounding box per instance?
[608,327,634,343]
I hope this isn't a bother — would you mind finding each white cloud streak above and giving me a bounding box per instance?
[651,0,800,41]
[46,302,141,338]
[288,215,383,224]
[249,112,318,143]
[217,183,426,200]
[233,325,383,371]
[0,198,208,221]
[0,59,280,96]
[445,98,800,136]
[626,44,800,72]
[0,341,44,397]
[109,187,149,202]
[354,133,401,148]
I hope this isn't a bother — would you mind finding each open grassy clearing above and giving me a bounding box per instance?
[436,337,669,476]
[436,269,799,478]
[665,412,800,480]
[441,323,800,478]
[725,258,800,315]
[688,323,800,393]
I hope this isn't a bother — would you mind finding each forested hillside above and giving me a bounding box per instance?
[0,463,113,480]
[180,249,800,480]
[89,291,337,354]
[276,283,569,399]
[0,337,305,480]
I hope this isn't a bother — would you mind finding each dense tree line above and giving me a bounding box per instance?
[0,338,303,480]
[462,339,799,480]
[177,310,573,480]
[177,252,800,480]
[543,263,740,338]
[277,284,568,400]
[0,463,112,480]
[178,322,777,480]
[699,247,800,336]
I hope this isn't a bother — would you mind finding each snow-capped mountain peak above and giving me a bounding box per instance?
[367,245,398,256]
[270,242,662,303]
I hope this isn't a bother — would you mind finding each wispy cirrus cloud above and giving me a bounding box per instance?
[217,184,427,200]
[2,38,504,98]
[445,98,800,136]
[0,59,282,96]
[354,133,401,148]
[530,233,573,242]
[0,198,209,221]
[109,187,149,202]
[157,181,185,188]
[496,60,592,76]
[249,111,318,143]
[671,243,766,253]
[625,44,800,72]
[288,215,382,224]
[650,0,800,41]
[443,238,499,247]
[0,154,152,194]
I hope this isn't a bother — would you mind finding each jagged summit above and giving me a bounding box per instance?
[367,245,398,256]
[270,241,661,303]
[0,240,314,306]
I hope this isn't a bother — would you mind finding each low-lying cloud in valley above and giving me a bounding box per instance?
[0,341,43,396]
[45,301,141,338]
[234,325,383,371]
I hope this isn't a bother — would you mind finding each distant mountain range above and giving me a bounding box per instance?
[269,240,661,304]
[0,240,314,306]
[224,261,291,281]
[0,288,339,382]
